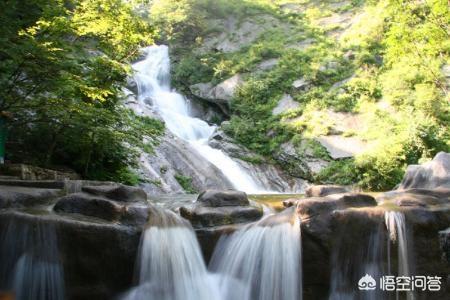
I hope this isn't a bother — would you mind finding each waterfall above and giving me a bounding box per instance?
[0,217,65,300]
[329,219,385,300]
[385,211,414,300]
[123,208,221,300]
[209,209,302,300]
[132,45,265,193]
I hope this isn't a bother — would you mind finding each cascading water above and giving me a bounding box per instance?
[329,218,386,300]
[123,208,221,300]
[0,216,65,300]
[132,45,265,193]
[385,211,414,300]
[209,208,302,300]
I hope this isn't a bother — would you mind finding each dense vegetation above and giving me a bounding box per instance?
[156,0,449,190]
[0,0,164,183]
[1,0,448,189]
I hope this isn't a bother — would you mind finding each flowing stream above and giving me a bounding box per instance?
[132,45,265,193]
[209,209,302,300]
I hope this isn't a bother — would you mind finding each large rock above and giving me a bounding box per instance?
[305,185,350,197]
[315,135,369,159]
[81,184,147,203]
[208,130,308,193]
[190,74,244,110]
[0,210,141,300]
[0,186,62,208]
[53,190,150,226]
[196,190,249,207]
[138,132,234,194]
[180,190,262,228]
[272,94,299,116]
[398,152,450,190]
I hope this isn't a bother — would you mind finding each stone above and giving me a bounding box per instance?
[272,94,299,115]
[0,210,140,300]
[256,58,279,71]
[81,184,147,203]
[315,135,369,159]
[190,74,244,110]
[54,193,125,222]
[397,152,450,190]
[305,185,350,197]
[180,205,262,228]
[0,186,62,208]
[292,78,311,91]
[196,190,249,207]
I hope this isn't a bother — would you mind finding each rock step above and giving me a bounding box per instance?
[0,180,65,189]
[0,175,20,180]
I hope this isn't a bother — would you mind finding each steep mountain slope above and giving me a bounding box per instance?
[150,0,449,190]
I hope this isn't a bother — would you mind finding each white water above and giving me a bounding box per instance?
[385,211,414,300]
[132,45,265,193]
[0,219,65,300]
[123,209,221,300]
[209,211,302,300]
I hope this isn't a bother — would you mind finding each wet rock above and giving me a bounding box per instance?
[180,205,262,228]
[180,190,262,228]
[196,190,249,207]
[440,228,450,264]
[305,185,350,197]
[81,184,147,203]
[208,131,308,193]
[398,152,450,190]
[0,210,141,300]
[54,193,125,222]
[0,186,61,208]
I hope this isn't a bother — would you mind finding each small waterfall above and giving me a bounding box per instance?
[385,211,414,300]
[209,209,302,300]
[329,219,385,300]
[123,208,220,300]
[132,45,265,193]
[0,217,65,300]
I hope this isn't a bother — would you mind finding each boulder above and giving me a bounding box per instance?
[53,192,150,226]
[196,190,249,207]
[272,94,299,115]
[398,152,450,190]
[180,205,262,228]
[305,185,349,197]
[180,190,262,228]
[190,74,244,108]
[54,193,125,222]
[315,135,369,159]
[256,58,279,71]
[81,184,147,203]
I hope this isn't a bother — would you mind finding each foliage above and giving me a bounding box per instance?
[174,174,198,193]
[0,0,163,183]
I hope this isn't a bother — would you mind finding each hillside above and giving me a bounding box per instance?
[152,0,450,190]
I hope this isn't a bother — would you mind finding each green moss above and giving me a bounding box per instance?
[174,174,198,193]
